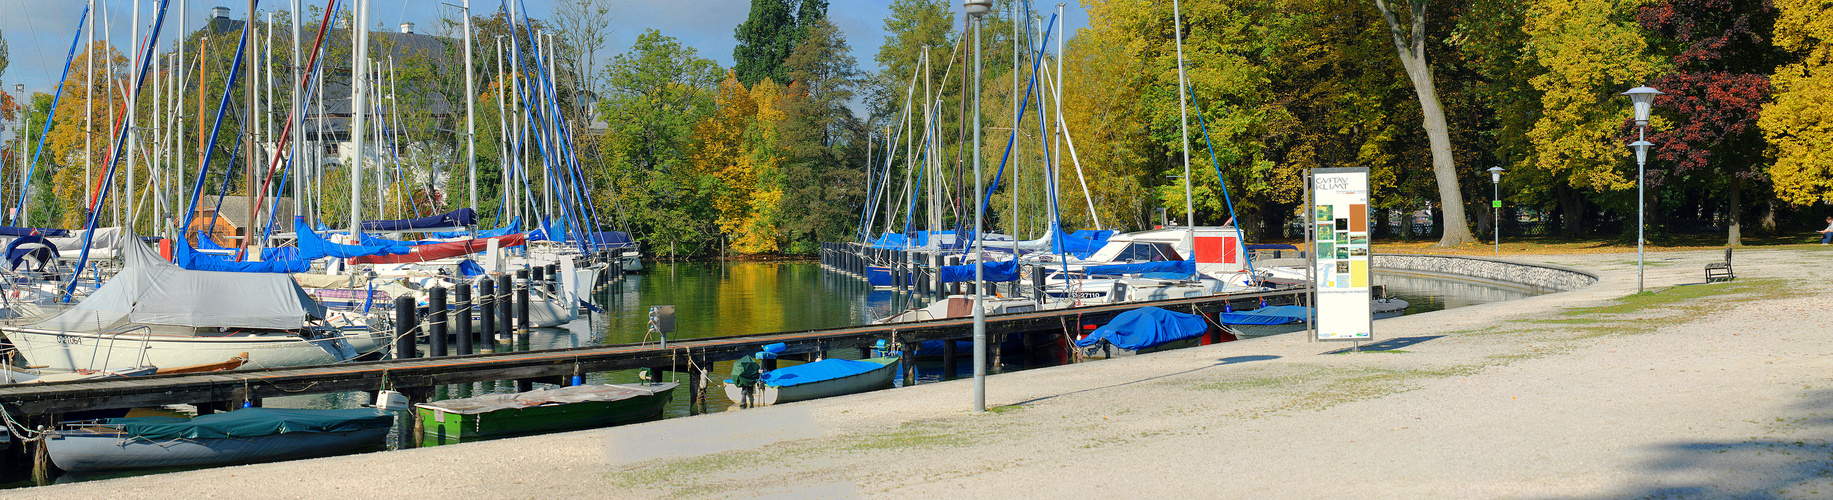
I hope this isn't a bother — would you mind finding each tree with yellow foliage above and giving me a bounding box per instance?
[1763,0,1833,206]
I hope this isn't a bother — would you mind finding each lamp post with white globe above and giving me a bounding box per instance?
[964,0,991,413]
[1623,86,1662,294]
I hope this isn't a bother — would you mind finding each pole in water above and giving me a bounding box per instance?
[454,283,472,355]
[515,269,530,334]
[427,287,447,357]
[496,273,513,340]
[478,277,496,351]
[393,294,417,359]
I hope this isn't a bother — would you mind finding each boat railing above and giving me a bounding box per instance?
[87,325,155,371]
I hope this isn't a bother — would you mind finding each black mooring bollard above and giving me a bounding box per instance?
[454,284,472,356]
[393,295,417,360]
[427,287,448,357]
[545,264,559,293]
[478,278,496,351]
[515,269,531,334]
[530,266,547,296]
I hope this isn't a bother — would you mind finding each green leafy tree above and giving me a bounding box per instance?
[596,29,722,258]
[777,18,864,251]
[733,0,799,87]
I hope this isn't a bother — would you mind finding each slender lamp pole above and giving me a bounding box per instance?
[1488,166,1504,254]
[965,0,990,414]
[1623,86,1662,294]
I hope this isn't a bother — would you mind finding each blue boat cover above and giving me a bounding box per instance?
[870,233,910,249]
[937,259,1020,283]
[102,407,394,440]
[4,235,57,271]
[1053,228,1113,258]
[294,218,411,260]
[423,217,521,239]
[588,231,635,249]
[1140,272,1194,281]
[1073,306,1209,350]
[172,233,310,273]
[0,226,69,237]
[1083,259,1195,276]
[458,259,486,277]
[360,208,477,231]
[761,358,888,388]
[1218,305,1310,326]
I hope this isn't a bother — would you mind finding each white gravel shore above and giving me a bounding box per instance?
[12,246,1833,499]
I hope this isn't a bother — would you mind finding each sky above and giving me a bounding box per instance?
[0,0,1090,99]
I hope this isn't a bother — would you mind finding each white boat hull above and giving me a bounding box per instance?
[5,328,357,372]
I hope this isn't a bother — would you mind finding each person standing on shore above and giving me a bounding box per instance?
[1820,216,1833,244]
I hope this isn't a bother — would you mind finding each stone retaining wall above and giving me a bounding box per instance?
[1371,254,1598,292]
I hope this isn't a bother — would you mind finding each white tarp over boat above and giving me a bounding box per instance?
[27,234,326,333]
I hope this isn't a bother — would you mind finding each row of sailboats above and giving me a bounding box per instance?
[0,0,634,376]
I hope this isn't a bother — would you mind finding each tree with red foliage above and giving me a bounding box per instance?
[1637,0,1781,245]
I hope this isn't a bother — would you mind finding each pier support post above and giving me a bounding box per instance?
[515,269,531,334]
[942,338,958,380]
[900,337,917,387]
[478,278,496,352]
[455,284,473,355]
[394,295,418,360]
[403,387,430,449]
[687,362,706,416]
[428,287,448,358]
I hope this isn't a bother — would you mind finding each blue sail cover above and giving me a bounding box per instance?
[359,208,477,231]
[588,231,635,249]
[5,235,58,271]
[1083,259,1195,276]
[870,233,910,249]
[1073,306,1209,350]
[1218,305,1310,326]
[0,226,69,237]
[761,358,888,388]
[173,233,309,273]
[937,259,1020,283]
[423,217,521,239]
[294,218,410,260]
[1053,228,1113,258]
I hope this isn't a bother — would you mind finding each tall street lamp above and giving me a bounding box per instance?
[1623,86,1662,294]
[965,0,990,413]
[1488,166,1504,254]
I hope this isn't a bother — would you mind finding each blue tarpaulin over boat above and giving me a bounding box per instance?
[359,208,477,231]
[870,233,910,249]
[1082,259,1195,276]
[936,259,1020,283]
[0,226,69,238]
[423,217,520,239]
[294,218,410,260]
[1053,228,1113,258]
[1073,306,1208,350]
[588,231,635,249]
[761,358,889,388]
[172,233,309,273]
[102,407,394,439]
[1218,305,1310,326]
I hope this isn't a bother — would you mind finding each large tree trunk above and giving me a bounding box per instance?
[1727,177,1741,246]
[1559,185,1586,237]
[1376,0,1475,247]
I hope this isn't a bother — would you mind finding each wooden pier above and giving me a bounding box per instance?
[0,288,1303,417]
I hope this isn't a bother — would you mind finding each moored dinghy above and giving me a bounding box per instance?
[416,382,678,443]
[45,407,393,472]
[725,356,901,408]
[1074,306,1212,359]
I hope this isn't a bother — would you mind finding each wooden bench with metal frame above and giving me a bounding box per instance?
[1705,247,1735,283]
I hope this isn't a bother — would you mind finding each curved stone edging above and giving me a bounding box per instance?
[1371,254,1598,292]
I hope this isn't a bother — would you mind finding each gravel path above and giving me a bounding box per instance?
[14,247,1833,499]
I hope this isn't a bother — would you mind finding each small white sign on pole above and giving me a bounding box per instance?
[1311,168,1373,342]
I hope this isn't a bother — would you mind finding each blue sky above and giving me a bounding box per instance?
[0,0,1089,94]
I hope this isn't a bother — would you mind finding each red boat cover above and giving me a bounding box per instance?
[346,233,527,265]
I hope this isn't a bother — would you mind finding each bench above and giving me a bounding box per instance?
[1705,247,1735,283]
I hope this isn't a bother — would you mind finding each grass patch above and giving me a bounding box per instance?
[986,404,1025,415]
[845,423,968,451]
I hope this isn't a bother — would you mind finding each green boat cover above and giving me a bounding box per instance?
[101,408,393,440]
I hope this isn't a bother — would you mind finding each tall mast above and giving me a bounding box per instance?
[128,0,142,230]
[462,0,476,216]
[291,0,302,221]
[1173,0,1194,243]
[242,0,256,252]
[176,0,184,236]
[85,0,94,217]
[349,0,367,238]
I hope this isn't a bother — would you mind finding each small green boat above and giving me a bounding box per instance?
[417,383,677,444]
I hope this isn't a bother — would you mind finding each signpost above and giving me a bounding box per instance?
[1310,168,1373,343]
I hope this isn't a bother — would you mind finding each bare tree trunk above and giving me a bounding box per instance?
[1375,0,1474,247]
[1727,177,1741,246]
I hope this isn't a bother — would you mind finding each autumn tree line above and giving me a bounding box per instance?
[0,0,1826,258]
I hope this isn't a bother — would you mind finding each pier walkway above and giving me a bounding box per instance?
[17,247,1833,498]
